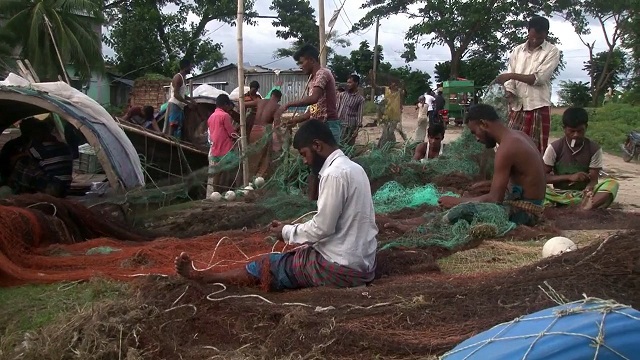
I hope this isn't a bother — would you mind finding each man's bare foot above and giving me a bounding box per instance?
[580,192,595,210]
[383,221,413,234]
[175,252,198,280]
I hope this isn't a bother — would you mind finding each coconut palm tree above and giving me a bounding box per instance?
[0,0,104,80]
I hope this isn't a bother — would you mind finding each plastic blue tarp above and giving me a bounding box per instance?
[442,298,640,360]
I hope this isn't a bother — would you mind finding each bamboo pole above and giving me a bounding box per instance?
[43,14,70,84]
[318,0,327,67]
[237,0,250,186]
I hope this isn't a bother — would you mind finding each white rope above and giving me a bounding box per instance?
[26,202,58,217]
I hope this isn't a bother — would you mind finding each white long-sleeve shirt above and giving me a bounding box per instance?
[504,40,560,111]
[282,149,378,272]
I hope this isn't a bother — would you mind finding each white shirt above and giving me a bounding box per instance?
[424,94,435,111]
[504,41,560,111]
[282,149,378,272]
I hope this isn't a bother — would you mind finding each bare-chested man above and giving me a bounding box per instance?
[383,104,546,233]
[249,89,282,178]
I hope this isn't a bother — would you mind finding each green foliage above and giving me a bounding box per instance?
[0,0,104,80]
[269,0,349,59]
[328,54,354,82]
[104,0,248,78]
[551,104,640,154]
[434,55,506,87]
[558,80,592,107]
[353,0,554,78]
[583,49,630,91]
[0,280,126,332]
[363,100,377,115]
[349,40,384,80]
[385,66,432,104]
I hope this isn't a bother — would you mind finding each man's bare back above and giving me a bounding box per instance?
[254,98,281,127]
[497,129,546,200]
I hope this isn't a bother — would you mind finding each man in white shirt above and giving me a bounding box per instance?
[175,119,378,290]
[424,90,436,125]
[495,16,560,154]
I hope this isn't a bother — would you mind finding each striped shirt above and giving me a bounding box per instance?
[29,141,73,186]
[337,91,365,127]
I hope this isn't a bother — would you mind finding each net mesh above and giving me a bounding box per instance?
[373,181,456,214]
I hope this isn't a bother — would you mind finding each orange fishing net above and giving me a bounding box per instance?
[0,202,286,287]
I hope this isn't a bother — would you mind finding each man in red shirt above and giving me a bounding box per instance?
[206,94,239,197]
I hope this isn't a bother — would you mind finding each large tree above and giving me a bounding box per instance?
[329,54,354,82]
[352,0,552,78]
[559,0,629,106]
[269,0,350,59]
[349,40,384,80]
[105,0,256,78]
[583,49,630,93]
[0,0,104,80]
[433,55,506,87]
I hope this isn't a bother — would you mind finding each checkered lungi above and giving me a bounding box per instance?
[246,245,375,290]
[507,106,551,154]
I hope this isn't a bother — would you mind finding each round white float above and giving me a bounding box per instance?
[542,236,577,258]
[253,176,265,188]
[224,190,236,201]
[209,191,222,202]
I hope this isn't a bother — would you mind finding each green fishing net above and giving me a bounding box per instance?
[380,203,516,251]
[373,181,456,214]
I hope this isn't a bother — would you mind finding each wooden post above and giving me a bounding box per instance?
[318,0,327,67]
[370,17,380,101]
[237,0,250,186]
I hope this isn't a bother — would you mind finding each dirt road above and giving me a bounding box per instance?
[360,106,640,210]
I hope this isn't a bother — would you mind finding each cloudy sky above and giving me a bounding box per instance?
[103,1,616,103]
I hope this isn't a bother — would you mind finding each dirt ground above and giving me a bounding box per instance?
[359,106,640,211]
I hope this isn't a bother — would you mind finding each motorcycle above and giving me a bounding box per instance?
[621,131,640,162]
[436,109,450,127]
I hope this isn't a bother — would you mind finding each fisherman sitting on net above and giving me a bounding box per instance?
[413,122,445,162]
[543,107,618,210]
[176,120,378,290]
[383,104,546,234]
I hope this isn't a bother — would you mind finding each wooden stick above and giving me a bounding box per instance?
[237,0,250,186]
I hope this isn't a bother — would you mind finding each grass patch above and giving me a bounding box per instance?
[551,103,640,154]
[363,100,378,116]
[0,279,127,334]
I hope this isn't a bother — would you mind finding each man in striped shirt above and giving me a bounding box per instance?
[337,74,365,146]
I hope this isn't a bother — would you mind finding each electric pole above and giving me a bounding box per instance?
[370,17,380,101]
[318,0,327,67]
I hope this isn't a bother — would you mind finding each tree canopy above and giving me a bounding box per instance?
[104,0,258,78]
[352,0,554,78]
[0,0,104,80]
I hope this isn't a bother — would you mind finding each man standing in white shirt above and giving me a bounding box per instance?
[495,16,560,154]
[424,89,436,125]
[175,120,378,290]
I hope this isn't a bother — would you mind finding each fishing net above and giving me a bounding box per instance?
[481,83,511,121]
[380,203,516,251]
[373,181,456,214]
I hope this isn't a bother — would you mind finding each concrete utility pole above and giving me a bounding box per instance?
[318,0,327,67]
[370,17,380,101]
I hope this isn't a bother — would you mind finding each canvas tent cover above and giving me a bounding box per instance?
[228,86,261,101]
[0,73,144,190]
[192,85,228,99]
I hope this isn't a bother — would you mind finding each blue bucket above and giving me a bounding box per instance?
[442,298,640,360]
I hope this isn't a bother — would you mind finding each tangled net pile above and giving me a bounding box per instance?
[10,231,639,359]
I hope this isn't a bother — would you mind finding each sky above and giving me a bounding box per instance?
[102,1,617,104]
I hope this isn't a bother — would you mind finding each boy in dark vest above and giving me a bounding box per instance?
[543,107,618,210]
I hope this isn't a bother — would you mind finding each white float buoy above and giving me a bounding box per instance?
[542,236,577,258]
[253,176,265,188]
[224,190,236,201]
[239,185,254,195]
[209,191,222,201]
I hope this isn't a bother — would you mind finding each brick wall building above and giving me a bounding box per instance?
[126,79,169,115]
